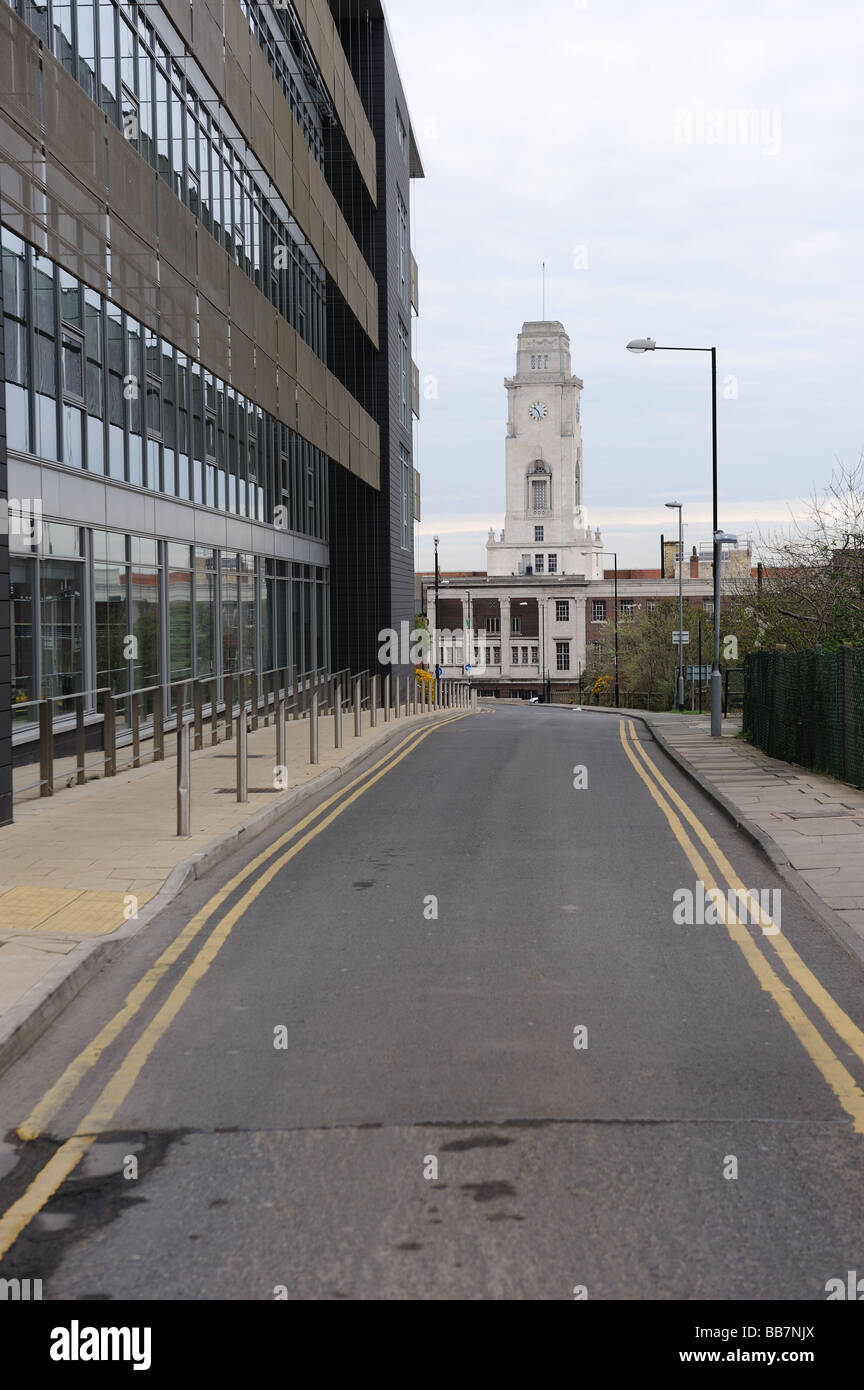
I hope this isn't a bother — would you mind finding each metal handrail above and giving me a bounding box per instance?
[13,688,112,797]
[13,663,352,802]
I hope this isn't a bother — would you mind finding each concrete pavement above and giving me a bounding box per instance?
[0,698,459,1078]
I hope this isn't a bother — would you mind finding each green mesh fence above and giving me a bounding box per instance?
[744,647,864,788]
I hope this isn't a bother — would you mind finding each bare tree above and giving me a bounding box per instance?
[730,454,864,651]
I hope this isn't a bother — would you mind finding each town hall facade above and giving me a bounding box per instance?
[422,321,736,701]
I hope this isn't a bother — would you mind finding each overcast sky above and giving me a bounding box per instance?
[385,0,864,573]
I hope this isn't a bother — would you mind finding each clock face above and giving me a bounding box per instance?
[529,401,548,421]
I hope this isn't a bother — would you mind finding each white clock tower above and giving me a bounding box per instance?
[487,321,603,578]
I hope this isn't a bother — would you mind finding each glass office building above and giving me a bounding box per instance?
[0,0,423,822]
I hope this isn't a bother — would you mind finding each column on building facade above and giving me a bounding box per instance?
[499,596,512,678]
[575,591,588,689]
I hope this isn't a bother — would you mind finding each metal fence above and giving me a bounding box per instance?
[12,666,474,810]
[743,646,864,788]
[14,665,356,801]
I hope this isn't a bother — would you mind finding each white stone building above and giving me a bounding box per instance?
[424,321,739,700]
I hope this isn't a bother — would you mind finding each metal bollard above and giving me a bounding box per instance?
[104,697,116,777]
[335,681,343,749]
[383,674,391,722]
[153,686,165,762]
[276,696,286,778]
[371,675,378,728]
[75,693,86,785]
[177,717,191,836]
[224,675,234,743]
[310,692,319,764]
[237,706,249,803]
[354,678,362,738]
[39,699,54,797]
[132,694,141,769]
[194,680,204,751]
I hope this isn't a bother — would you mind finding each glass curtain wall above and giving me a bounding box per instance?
[1,229,329,543]
[8,530,326,729]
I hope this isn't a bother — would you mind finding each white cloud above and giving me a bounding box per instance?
[392,0,863,569]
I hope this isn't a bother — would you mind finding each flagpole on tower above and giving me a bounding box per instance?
[541,261,546,319]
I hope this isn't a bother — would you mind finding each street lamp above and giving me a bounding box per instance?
[666,501,685,710]
[597,552,620,709]
[627,338,723,736]
[433,536,441,679]
[714,532,738,714]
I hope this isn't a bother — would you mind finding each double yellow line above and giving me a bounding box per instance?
[0,715,465,1262]
[619,718,864,1133]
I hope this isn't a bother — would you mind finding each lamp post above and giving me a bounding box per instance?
[433,536,441,681]
[597,552,620,708]
[666,501,685,710]
[541,598,550,703]
[627,338,723,736]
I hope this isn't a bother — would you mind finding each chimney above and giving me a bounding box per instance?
[689,546,699,579]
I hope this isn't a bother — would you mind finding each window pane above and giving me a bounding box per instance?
[99,0,118,124]
[5,380,29,452]
[126,316,143,485]
[62,333,84,398]
[221,557,239,674]
[240,554,256,672]
[138,52,153,165]
[11,556,36,722]
[156,67,171,183]
[63,403,84,468]
[40,556,84,707]
[195,548,216,678]
[168,563,193,683]
[2,228,28,319]
[59,269,82,328]
[129,556,160,691]
[52,0,75,76]
[95,554,129,698]
[106,303,125,478]
[27,0,50,43]
[3,231,30,451]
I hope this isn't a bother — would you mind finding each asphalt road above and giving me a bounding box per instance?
[2,705,864,1300]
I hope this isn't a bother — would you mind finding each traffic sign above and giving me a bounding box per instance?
[672,632,690,645]
[687,665,711,680]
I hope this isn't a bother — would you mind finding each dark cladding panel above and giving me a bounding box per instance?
[0,214,11,825]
